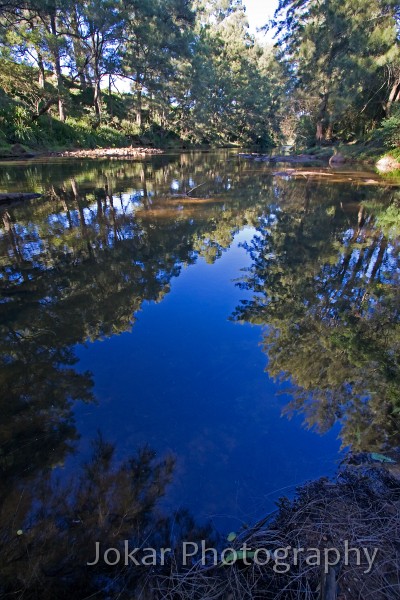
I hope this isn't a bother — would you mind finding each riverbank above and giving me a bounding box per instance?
[241,141,400,175]
[0,141,240,161]
[2,138,400,178]
[160,458,400,600]
[301,142,400,175]
[0,142,165,160]
[48,147,164,159]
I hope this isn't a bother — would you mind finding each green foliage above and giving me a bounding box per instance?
[0,0,282,150]
[273,0,400,145]
[0,101,130,149]
[373,105,400,149]
[167,6,279,147]
[295,115,316,147]
[118,119,141,138]
[0,91,38,145]
[363,196,400,237]
[1,0,398,149]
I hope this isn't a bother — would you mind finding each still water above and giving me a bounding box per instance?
[0,150,399,536]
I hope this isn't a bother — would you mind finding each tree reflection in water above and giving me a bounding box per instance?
[234,179,400,452]
[1,153,400,597]
[0,435,216,599]
[0,152,263,598]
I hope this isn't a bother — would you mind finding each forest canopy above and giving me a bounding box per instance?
[0,0,399,151]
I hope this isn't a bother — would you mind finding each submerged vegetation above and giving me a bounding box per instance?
[0,0,399,156]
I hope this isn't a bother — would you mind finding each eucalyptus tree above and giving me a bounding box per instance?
[69,0,127,123]
[0,1,66,119]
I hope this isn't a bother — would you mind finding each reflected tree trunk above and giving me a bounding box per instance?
[141,164,148,199]
[370,236,387,281]
[2,210,22,264]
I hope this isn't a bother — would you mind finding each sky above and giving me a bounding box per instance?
[244,0,278,39]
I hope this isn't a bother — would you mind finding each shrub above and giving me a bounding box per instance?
[295,115,316,147]
[120,119,141,137]
[372,105,400,149]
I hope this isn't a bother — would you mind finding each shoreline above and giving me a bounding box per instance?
[162,459,400,600]
[1,144,400,176]
[47,146,164,159]
[0,145,164,161]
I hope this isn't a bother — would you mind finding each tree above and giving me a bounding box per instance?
[171,0,278,145]
[73,0,126,124]
[272,0,400,143]
[122,0,194,130]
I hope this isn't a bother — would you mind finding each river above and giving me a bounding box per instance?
[0,149,399,539]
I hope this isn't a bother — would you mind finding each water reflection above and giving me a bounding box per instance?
[0,435,216,599]
[0,151,271,520]
[234,178,400,452]
[0,152,399,586]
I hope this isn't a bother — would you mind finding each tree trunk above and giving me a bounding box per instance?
[141,165,148,198]
[386,78,400,116]
[94,78,102,124]
[316,94,329,144]
[92,33,102,125]
[316,120,324,143]
[70,5,87,90]
[357,205,366,229]
[50,13,65,122]
[136,82,142,128]
[31,98,58,121]
[148,91,153,122]
[2,211,22,263]
[71,12,87,91]
[108,75,113,117]
[37,52,45,88]
[370,236,387,281]
[326,121,333,141]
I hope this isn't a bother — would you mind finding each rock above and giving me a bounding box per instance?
[11,143,28,155]
[376,154,400,173]
[242,154,323,164]
[50,147,164,159]
[329,152,346,166]
[7,144,36,159]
